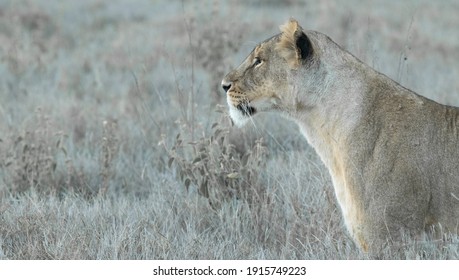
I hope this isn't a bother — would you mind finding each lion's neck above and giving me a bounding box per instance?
[292,62,369,169]
[291,64,373,231]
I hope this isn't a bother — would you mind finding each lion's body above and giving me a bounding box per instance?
[222,19,459,253]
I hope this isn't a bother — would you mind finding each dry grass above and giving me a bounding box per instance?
[1,0,459,259]
[164,109,268,209]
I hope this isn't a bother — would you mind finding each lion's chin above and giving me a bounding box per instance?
[229,106,253,127]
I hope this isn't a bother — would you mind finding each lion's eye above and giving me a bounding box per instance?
[253,57,262,67]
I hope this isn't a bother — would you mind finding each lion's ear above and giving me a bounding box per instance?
[276,18,313,69]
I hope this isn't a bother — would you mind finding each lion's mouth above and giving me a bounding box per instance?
[226,94,257,126]
[236,103,256,116]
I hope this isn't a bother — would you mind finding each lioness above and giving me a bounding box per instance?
[222,18,459,253]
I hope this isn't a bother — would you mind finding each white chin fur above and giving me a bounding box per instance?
[229,106,249,127]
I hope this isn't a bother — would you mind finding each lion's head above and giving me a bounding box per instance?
[222,19,318,126]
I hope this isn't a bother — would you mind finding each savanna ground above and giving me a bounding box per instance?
[1,0,459,260]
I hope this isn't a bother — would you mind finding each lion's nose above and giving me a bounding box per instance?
[221,80,232,93]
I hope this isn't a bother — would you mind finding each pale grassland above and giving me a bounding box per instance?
[1,0,459,259]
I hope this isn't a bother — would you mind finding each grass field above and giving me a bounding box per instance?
[1,0,459,259]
